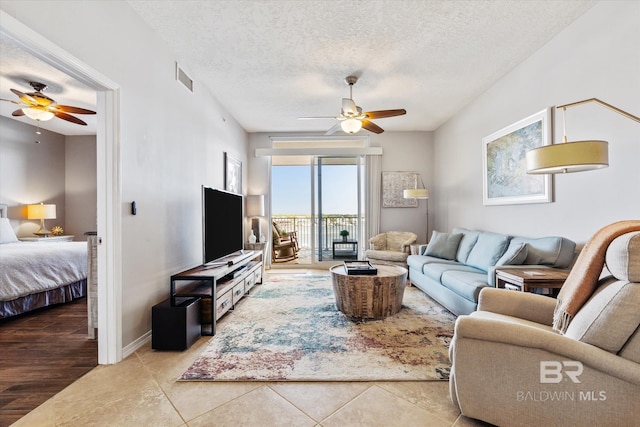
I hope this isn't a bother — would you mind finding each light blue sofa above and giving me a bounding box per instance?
[407,227,576,315]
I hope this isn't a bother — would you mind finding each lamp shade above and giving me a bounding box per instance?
[526,140,609,174]
[341,118,362,134]
[403,189,429,199]
[245,195,265,217]
[27,203,56,220]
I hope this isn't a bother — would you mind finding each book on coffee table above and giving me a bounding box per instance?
[344,261,378,275]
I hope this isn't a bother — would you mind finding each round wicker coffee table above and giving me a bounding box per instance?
[329,264,408,320]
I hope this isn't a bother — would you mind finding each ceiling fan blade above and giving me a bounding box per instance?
[324,122,343,135]
[54,111,88,125]
[364,109,407,119]
[1,98,21,105]
[298,116,338,120]
[10,88,36,106]
[342,98,357,116]
[54,105,96,115]
[11,109,25,117]
[362,119,384,134]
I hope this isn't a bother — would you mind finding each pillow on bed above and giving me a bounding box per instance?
[0,218,19,244]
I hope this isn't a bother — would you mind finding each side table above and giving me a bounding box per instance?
[332,239,358,259]
[19,235,75,242]
[495,268,569,296]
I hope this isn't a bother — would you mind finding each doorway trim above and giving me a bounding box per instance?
[1,10,122,364]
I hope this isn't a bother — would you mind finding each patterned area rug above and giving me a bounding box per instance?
[180,273,456,381]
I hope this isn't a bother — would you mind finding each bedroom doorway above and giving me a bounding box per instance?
[1,11,122,364]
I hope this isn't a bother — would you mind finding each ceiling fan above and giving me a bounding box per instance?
[299,75,406,135]
[1,81,95,125]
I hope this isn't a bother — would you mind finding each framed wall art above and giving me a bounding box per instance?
[224,152,242,194]
[381,171,419,208]
[482,108,553,206]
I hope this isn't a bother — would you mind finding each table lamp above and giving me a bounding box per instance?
[246,195,265,243]
[27,203,56,237]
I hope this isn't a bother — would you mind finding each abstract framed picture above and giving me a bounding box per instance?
[224,152,242,195]
[483,108,553,206]
[382,171,419,208]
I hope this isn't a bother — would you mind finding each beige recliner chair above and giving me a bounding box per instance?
[449,227,640,427]
[365,231,417,267]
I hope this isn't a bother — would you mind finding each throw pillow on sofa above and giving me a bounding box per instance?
[424,230,463,260]
[496,242,528,266]
[465,232,510,271]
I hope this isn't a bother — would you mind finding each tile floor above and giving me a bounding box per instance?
[13,272,492,427]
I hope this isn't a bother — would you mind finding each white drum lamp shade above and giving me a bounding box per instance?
[27,203,56,236]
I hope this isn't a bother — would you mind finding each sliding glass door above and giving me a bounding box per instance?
[313,156,363,263]
[271,155,364,267]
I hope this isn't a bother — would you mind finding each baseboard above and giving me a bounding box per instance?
[122,330,151,359]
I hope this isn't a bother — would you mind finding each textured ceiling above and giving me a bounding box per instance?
[127,0,596,134]
[0,1,596,136]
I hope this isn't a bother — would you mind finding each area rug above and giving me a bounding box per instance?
[180,273,456,381]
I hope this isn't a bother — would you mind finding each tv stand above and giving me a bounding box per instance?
[169,250,263,336]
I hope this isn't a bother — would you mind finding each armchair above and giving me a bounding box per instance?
[272,221,299,262]
[365,231,417,267]
[449,228,640,426]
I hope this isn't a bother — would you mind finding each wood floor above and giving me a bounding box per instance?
[0,298,97,427]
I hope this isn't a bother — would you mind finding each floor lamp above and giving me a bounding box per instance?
[403,187,429,244]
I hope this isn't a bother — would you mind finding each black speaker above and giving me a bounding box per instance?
[152,298,201,351]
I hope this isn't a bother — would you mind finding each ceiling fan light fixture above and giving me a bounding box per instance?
[341,118,362,134]
[22,107,55,122]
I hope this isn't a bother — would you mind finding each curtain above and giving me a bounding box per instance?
[365,155,382,244]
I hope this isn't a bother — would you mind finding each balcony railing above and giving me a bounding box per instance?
[273,215,361,250]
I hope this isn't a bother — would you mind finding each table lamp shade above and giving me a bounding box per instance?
[245,195,265,243]
[27,203,56,237]
[27,203,56,220]
[246,195,265,217]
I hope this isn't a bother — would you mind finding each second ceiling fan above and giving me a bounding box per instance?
[1,81,95,126]
[299,76,406,135]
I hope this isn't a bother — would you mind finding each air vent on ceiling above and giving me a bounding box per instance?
[176,62,193,93]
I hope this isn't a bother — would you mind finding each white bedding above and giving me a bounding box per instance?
[0,241,87,301]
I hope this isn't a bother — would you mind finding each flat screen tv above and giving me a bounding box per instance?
[202,186,244,265]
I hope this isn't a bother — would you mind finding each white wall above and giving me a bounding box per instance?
[65,135,97,239]
[0,1,249,348]
[248,131,433,244]
[0,117,67,236]
[432,1,640,245]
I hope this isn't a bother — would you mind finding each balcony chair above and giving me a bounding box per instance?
[449,221,640,427]
[365,231,417,267]
[272,221,299,262]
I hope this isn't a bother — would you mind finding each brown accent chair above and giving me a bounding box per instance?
[272,221,299,262]
[448,230,640,426]
[365,231,417,267]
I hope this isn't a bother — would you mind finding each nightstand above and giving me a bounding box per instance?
[495,268,569,296]
[19,235,75,242]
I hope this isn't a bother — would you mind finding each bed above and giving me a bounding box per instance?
[0,204,88,319]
